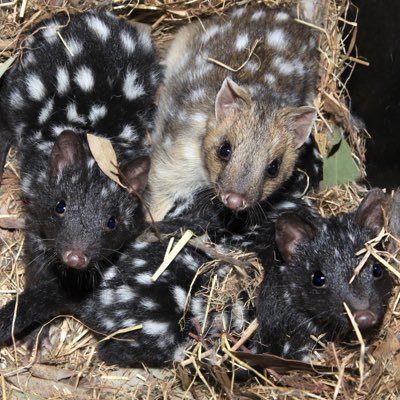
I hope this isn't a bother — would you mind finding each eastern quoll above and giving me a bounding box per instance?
[0,190,393,365]
[0,11,161,294]
[257,188,393,360]
[147,0,325,222]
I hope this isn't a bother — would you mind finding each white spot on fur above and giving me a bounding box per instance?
[189,87,207,102]
[65,38,83,56]
[202,25,221,42]
[142,320,169,335]
[267,29,287,50]
[120,31,136,54]
[274,58,305,75]
[120,124,139,141]
[42,23,58,43]
[100,288,115,306]
[102,318,116,330]
[115,285,136,302]
[56,67,70,95]
[133,258,147,268]
[251,9,266,20]
[235,33,249,51]
[23,52,36,66]
[85,14,110,41]
[51,124,77,136]
[190,297,204,320]
[38,98,54,124]
[138,30,153,51]
[173,286,187,312]
[103,267,117,281]
[135,272,153,285]
[244,60,259,73]
[120,318,138,328]
[283,342,291,355]
[180,252,198,271]
[26,74,46,101]
[86,158,95,169]
[100,187,109,198]
[231,8,245,18]
[9,89,25,109]
[264,73,276,85]
[123,70,145,100]
[88,104,107,123]
[140,298,157,310]
[275,11,290,21]
[276,201,297,210]
[66,103,86,124]
[190,112,207,124]
[74,66,95,92]
[173,342,188,362]
[133,241,149,250]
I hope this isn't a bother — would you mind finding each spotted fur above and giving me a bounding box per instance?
[0,11,161,293]
[148,2,323,221]
[0,191,392,365]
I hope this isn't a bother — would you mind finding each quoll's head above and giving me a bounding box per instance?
[274,189,393,338]
[27,130,150,271]
[203,77,316,212]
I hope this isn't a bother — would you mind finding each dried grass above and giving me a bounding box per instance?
[0,0,399,399]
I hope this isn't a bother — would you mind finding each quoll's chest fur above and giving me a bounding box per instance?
[149,4,322,220]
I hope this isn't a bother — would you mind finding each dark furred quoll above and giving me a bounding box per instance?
[257,188,393,360]
[0,191,392,366]
[0,11,161,293]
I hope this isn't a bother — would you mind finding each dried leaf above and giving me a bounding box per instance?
[86,134,127,189]
[0,216,25,229]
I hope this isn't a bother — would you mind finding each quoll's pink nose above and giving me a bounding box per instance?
[62,250,90,269]
[353,310,378,331]
[222,192,248,210]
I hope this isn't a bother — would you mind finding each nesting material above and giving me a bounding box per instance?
[0,0,399,398]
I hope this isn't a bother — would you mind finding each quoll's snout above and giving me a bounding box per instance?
[353,310,378,331]
[62,250,90,269]
[221,192,248,211]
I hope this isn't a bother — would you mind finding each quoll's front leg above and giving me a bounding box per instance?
[0,283,69,344]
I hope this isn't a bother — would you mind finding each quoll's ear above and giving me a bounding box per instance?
[215,77,252,123]
[275,213,316,263]
[281,106,316,149]
[354,188,386,235]
[50,130,84,176]
[122,156,151,196]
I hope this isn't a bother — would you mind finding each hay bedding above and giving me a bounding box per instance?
[0,0,399,398]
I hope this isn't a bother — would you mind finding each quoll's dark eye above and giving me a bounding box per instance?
[107,216,117,230]
[218,141,232,161]
[372,263,383,278]
[312,271,326,287]
[55,201,66,214]
[266,159,280,178]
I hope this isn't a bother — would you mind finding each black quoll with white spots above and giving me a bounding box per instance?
[257,188,393,360]
[0,190,393,365]
[0,11,161,294]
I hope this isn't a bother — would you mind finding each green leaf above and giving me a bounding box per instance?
[0,53,18,79]
[320,128,361,189]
